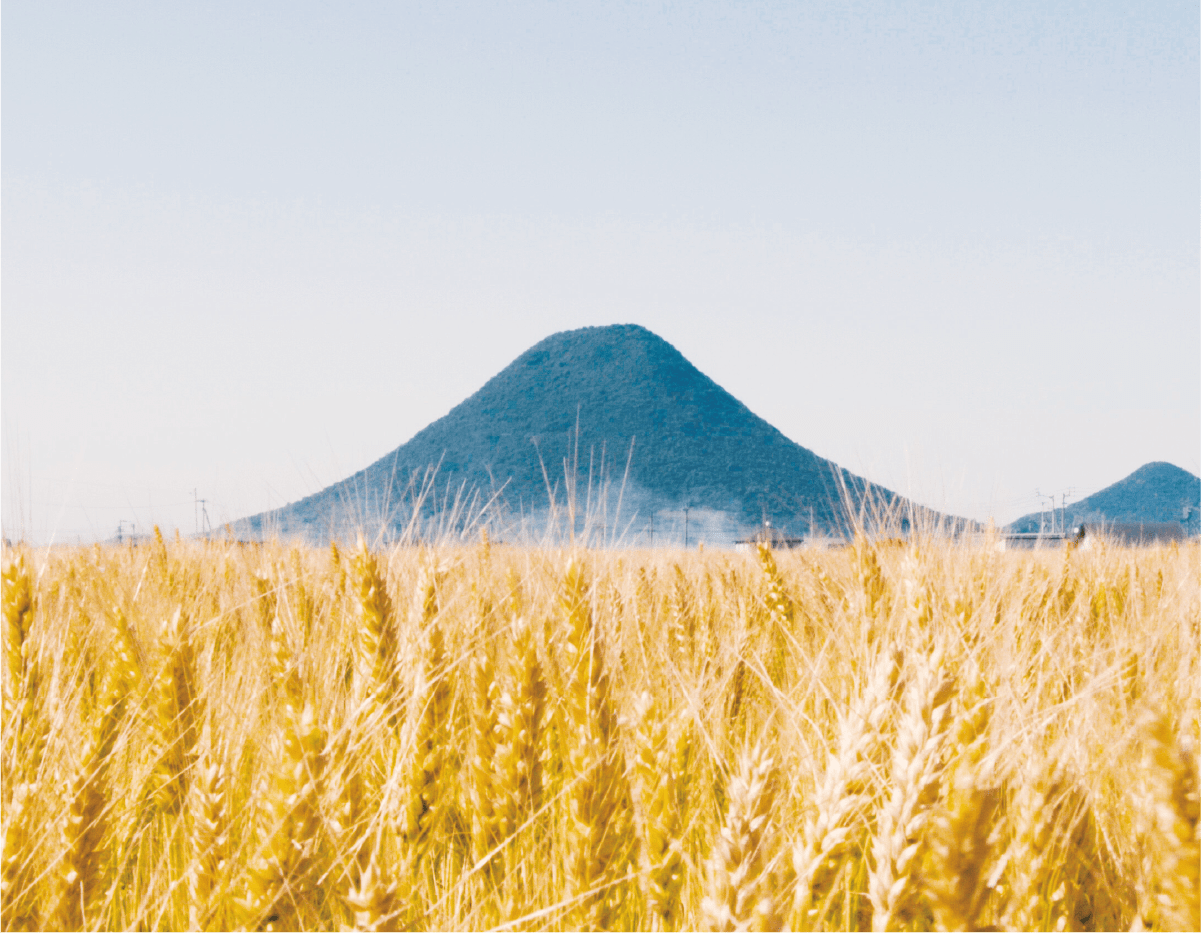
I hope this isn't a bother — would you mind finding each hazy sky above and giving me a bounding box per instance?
[4,1,1198,543]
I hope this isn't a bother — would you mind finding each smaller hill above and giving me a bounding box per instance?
[1007,462,1201,534]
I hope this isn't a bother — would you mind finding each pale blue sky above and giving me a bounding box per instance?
[3,1,1198,542]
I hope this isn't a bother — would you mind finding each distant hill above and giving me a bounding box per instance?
[230,324,964,544]
[1007,462,1201,534]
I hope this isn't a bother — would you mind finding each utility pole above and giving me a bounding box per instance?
[684,507,690,550]
[1035,490,1051,535]
[1060,489,1073,536]
[192,489,212,537]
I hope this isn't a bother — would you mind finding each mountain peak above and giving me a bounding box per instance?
[234,324,934,543]
[1124,461,1196,484]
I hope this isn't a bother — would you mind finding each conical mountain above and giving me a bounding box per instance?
[1007,462,1200,534]
[233,324,937,544]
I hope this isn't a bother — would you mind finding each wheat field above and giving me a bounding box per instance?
[1,531,1197,931]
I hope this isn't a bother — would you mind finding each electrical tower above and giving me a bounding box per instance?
[194,490,212,536]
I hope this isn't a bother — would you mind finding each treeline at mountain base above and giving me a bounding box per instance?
[2,534,1197,932]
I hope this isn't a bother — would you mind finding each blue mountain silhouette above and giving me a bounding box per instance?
[232,324,954,543]
[1007,462,1200,534]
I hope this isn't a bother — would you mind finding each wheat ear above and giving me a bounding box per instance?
[106,604,144,701]
[3,556,45,783]
[561,558,638,931]
[755,545,793,626]
[632,690,687,930]
[496,614,546,834]
[1134,713,1199,933]
[148,606,200,813]
[350,541,398,712]
[467,642,501,870]
[701,742,789,932]
[869,647,956,933]
[792,646,904,930]
[2,556,34,721]
[326,702,399,931]
[853,541,888,625]
[667,563,697,670]
[1000,761,1090,933]
[52,692,124,931]
[922,666,999,932]
[1,780,36,931]
[187,722,229,931]
[756,543,794,687]
[924,784,1000,931]
[490,615,546,919]
[397,563,451,866]
[237,700,326,931]
[345,853,400,932]
[236,614,327,932]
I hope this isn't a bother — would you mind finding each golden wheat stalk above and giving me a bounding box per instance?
[869,646,956,932]
[147,607,200,813]
[631,690,687,930]
[14,662,46,785]
[1,780,36,931]
[489,615,546,921]
[396,562,452,865]
[853,540,888,624]
[755,544,793,629]
[253,568,278,634]
[350,541,399,711]
[187,723,229,931]
[755,543,794,687]
[1134,713,1200,933]
[345,854,400,932]
[2,556,34,719]
[897,548,934,632]
[701,741,789,932]
[999,761,1090,933]
[792,646,904,930]
[467,643,501,869]
[328,699,401,931]
[924,783,1000,931]
[106,603,144,703]
[561,559,638,930]
[495,615,546,836]
[236,700,327,932]
[561,557,596,719]
[51,692,124,931]
[667,562,697,670]
[922,663,999,932]
[236,611,327,931]
[2,557,45,785]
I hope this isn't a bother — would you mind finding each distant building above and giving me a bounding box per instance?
[994,530,1080,551]
[734,522,805,552]
[804,535,854,550]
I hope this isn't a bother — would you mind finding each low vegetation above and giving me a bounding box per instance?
[2,531,1197,931]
